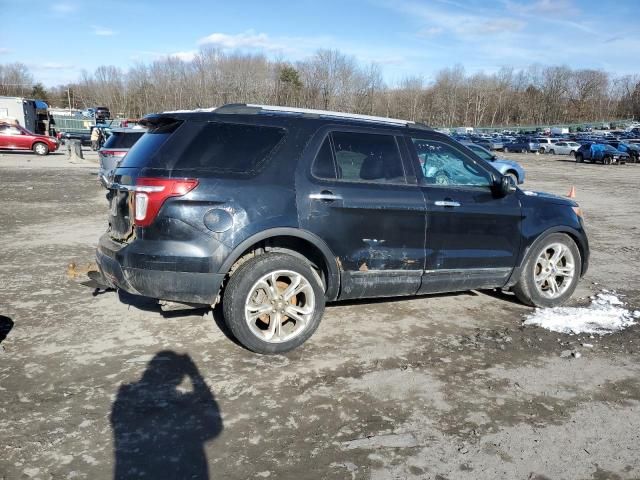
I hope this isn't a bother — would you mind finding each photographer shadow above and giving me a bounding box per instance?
[110,351,222,479]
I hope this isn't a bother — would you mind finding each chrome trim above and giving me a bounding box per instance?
[434,200,461,207]
[309,193,343,201]
[424,267,512,274]
[109,183,165,193]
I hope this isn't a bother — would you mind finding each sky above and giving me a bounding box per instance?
[1,0,639,87]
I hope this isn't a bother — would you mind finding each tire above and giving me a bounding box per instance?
[505,171,519,184]
[603,156,612,165]
[222,253,325,354]
[513,233,582,308]
[33,142,49,156]
[539,147,545,154]
[575,153,583,163]
[549,149,555,155]
[570,151,576,158]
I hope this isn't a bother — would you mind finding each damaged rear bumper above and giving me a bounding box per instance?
[96,234,224,305]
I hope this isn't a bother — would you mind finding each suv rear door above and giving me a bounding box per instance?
[297,126,426,300]
[405,134,522,293]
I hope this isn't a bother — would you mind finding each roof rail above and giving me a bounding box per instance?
[214,103,419,127]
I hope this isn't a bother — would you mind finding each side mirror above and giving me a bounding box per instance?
[495,175,517,196]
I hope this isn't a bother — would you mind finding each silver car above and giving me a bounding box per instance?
[98,128,146,187]
[547,141,581,156]
[461,142,526,184]
[535,137,559,153]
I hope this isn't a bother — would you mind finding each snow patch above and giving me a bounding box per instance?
[524,292,638,335]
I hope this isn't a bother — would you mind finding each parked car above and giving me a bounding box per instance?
[96,104,589,354]
[503,137,540,153]
[607,141,640,163]
[0,122,59,155]
[535,137,558,153]
[548,141,581,156]
[59,130,92,146]
[473,137,504,151]
[95,106,111,122]
[98,128,146,187]
[460,142,525,184]
[575,143,630,165]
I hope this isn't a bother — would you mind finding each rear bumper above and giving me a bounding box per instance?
[96,234,225,304]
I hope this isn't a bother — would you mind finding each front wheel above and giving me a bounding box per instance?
[513,233,581,308]
[33,142,49,156]
[575,153,583,163]
[603,156,612,165]
[222,253,325,354]
[505,171,519,184]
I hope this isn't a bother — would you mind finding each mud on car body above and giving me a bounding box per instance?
[97,104,589,354]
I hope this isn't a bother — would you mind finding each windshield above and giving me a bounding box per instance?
[468,145,493,161]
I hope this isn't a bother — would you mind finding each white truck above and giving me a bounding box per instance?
[0,96,51,135]
[550,127,569,135]
[455,127,474,134]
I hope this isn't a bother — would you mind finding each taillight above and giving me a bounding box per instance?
[101,150,127,157]
[133,177,198,227]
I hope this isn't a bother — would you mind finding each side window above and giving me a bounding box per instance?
[411,138,492,187]
[311,136,336,179]
[331,131,405,184]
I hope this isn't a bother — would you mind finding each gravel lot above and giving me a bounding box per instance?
[1,149,639,480]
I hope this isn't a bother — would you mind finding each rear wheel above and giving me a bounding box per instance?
[539,147,545,154]
[513,233,581,308]
[33,142,49,156]
[549,149,555,155]
[575,153,584,163]
[570,151,576,158]
[222,253,325,354]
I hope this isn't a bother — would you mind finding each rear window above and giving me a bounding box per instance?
[171,122,286,175]
[103,131,144,149]
[119,131,177,168]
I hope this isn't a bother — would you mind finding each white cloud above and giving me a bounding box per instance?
[92,26,117,36]
[27,62,75,71]
[504,0,579,16]
[0,47,11,55]
[197,30,285,51]
[50,2,76,13]
[418,27,444,37]
[168,51,198,62]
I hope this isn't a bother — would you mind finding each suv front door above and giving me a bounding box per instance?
[406,134,522,293]
[298,127,426,300]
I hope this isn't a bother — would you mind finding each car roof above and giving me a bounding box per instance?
[108,127,146,134]
[151,103,434,134]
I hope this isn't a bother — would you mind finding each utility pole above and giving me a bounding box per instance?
[67,88,72,110]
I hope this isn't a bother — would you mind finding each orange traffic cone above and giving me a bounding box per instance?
[567,186,576,199]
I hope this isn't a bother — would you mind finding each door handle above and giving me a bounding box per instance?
[434,200,461,207]
[309,191,342,202]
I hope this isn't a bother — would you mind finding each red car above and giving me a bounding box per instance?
[0,123,59,155]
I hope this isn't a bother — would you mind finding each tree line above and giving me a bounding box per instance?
[2,48,640,127]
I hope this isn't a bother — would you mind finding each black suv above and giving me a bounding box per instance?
[96,104,589,354]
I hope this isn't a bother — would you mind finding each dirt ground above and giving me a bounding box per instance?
[1,148,639,480]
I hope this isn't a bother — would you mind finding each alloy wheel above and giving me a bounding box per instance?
[244,270,316,343]
[533,243,576,299]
